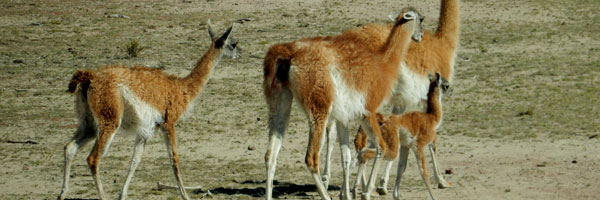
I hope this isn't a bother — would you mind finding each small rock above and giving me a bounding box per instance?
[505,188,511,192]
[114,179,118,183]
[536,163,546,167]
[248,146,255,151]
[445,168,453,175]
[572,160,577,164]
[107,14,130,19]
[589,134,598,139]
[256,117,261,121]
[13,59,24,64]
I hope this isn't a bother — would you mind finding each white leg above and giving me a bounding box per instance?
[265,129,284,200]
[376,160,394,195]
[58,128,94,200]
[311,170,331,200]
[118,135,147,200]
[336,122,352,199]
[352,159,366,198]
[265,89,292,200]
[392,146,410,200]
[321,122,337,190]
[359,119,383,200]
[413,147,436,200]
[429,144,451,188]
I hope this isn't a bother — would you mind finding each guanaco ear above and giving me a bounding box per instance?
[403,11,416,20]
[207,19,215,41]
[215,24,234,49]
[388,10,402,21]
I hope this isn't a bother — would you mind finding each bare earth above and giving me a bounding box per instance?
[0,0,598,199]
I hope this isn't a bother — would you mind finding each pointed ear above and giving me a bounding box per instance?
[435,72,442,83]
[207,19,215,41]
[427,71,434,81]
[388,10,402,21]
[214,24,234,49]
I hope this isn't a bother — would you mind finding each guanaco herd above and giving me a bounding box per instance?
[58,0,460,200]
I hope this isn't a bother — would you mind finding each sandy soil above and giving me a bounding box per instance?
[0,0,598,199]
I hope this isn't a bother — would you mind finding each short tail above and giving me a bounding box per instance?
[263,43,293,98]
[67,70,95,95]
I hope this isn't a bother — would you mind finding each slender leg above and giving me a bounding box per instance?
[336,122,352,199]
[352,159,365,198]
[321,122,337,190]
[87,124,119,200]
[376,160,394,195]
[392,146,410,200]
[306,113,331,200]
[359,116,386,200]
[429,143,451,188]
[162,124,190,200]
[265,89,293,200]
[118,135,147,200]
[414,146,436,200]
[58,127,95,200]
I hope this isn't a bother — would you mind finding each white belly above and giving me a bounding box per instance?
[119,85,164,139]
[328,66,368,125]
[390,62,429,111]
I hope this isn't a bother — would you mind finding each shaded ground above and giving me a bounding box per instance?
[0,0,598,199]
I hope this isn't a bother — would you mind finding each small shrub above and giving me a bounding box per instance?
[125,39,146,58]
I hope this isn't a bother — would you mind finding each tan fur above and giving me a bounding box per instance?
[354,113,399,163]
[359,73,445,191]
[263,7,424,200]
[265,8,419,172]
[333,0,460,83]
[59,24,237,200]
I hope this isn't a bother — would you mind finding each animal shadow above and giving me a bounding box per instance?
[194,180,341,198]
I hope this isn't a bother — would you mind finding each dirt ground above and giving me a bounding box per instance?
[0,0,598,199]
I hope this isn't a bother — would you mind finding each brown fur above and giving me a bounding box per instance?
[358,73,445,187]
[264,8,421,173]
[354,113,399,163]
[331,0,460,83]
[262,7,424,200]
[58,24,236,200]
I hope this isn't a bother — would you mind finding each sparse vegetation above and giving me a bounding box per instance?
[125,39,146,58]
[0,0,598,199]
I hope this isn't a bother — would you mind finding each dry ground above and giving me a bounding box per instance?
[0,0,598,199]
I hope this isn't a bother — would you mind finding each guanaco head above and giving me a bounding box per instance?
[207,19,241,59]
[388,7,425,42]
[428,72,452,96]
[440,76,452,96]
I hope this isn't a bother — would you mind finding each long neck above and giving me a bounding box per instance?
[426,85,442,122]
[435,0,460,48]
[182,45,223,96]
[381,19,414,67]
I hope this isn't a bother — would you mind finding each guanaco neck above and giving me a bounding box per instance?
[435,0,460,48]
[381,19,414,68]
[182,44,223,97]
[426,83,443,122]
